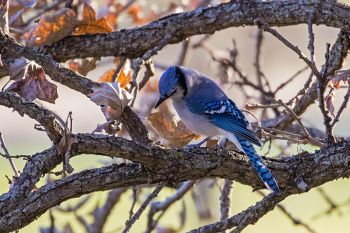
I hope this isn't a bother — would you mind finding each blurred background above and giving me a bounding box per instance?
[1,0,350,232]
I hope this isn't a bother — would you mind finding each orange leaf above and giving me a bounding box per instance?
[127,3,157,25]
[117,69,131,88]
[73,3,113,35]
[148,111,197,147]
[24,8,77,46]
[68,58,97,76]
[98,69,115,83]
[98,59,131,88]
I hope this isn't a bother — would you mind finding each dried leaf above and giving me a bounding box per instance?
[9,8,24,26]
[24,8,77,46]
[128,3,157,25]
[325,87,336,117]
[92,120,119,135]
[7,64,58,103]
[98,59,131,88]
[73,3,113,35]
[57,133,74,174]
[117,67,132,88]
[9,57,29,81]
[89,82,132,112]
[97,3,120,29]
[331,69,350,89]
[98,69,115,82]
[17,0,36,8]
[148,111,197,147]
[68,58,97,76]
[8,1,24,27]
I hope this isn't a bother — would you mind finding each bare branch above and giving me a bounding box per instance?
[89,188,127,233]
[0,91,63,142]
[257,191,317,233]
[146,180,195,233]
[190,192,288,233]
[220,179,233,223]
[41,1,350,62]
[2,134,350,231]
[331,84,350,127]
[122,183,165,233]
[0,132,19,177]
[255,19,320,77]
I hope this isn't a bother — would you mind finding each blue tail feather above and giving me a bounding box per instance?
[237,137,280,193]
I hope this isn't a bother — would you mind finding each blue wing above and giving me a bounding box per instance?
[187,98,261,146]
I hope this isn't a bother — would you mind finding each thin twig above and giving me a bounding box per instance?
[112,57,127,82]
[122,183,166,233]
[275,99,323,147]
[220,179,233,223]
[0,132,19,177]
[317,44,336,143]
[331,84,350,127]
[189,192,287,233]
[138,60,155,90]
[176,38,191,66]
[255,19,320,78]
[146,181,195,233]
[257,191,317,233]
[274,66,308,93]
[128,187,138,220]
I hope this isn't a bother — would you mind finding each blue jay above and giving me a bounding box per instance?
[154,66,280,193]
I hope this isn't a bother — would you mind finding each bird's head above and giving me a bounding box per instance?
[154,65,187,108]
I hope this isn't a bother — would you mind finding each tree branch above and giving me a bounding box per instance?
[1,134,350,231]
[42,0,350,62]
[0,91,63,142]
[0,28,150,144]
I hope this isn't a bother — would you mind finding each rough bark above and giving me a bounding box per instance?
[1,135,350,232]
[42,0,350,62]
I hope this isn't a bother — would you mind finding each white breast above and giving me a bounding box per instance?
[172,99,220,137]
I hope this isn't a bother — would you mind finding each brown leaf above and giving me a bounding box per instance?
[73,3,113,35]
[128,3,157,25]
[97,3,120,29]
[68,58,97,76]
[325,87,336,117]
[17,0,36,8]
[7,64,58,103]
[98,59,131,88]
[117,67,132,88]
[148,111,197,147]
[331,69,350,89]
[9,57,29,81]
[57,132,74,174]
[89,82,132,113]
[24,8,77,46]
[98,69,115,83]
[89,82,131,135]
[92,120,119,135]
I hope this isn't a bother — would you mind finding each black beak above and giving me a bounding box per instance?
[154,95,167,108]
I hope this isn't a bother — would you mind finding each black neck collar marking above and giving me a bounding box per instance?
[175,66,188,97]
